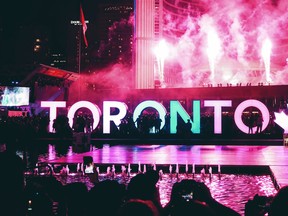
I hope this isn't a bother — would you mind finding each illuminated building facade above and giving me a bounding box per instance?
[135,0,157,89]
[96,2,133,67]
[135,0,288,89]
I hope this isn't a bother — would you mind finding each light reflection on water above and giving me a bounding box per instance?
[20,143,278,216]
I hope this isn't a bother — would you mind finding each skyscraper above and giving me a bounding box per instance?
[135,0,156,89]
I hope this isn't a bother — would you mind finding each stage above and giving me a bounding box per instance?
[46,144,288,188]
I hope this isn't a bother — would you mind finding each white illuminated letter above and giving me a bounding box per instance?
[41,101,66,132]
[67,101,101,131]
[103,101,128,134]
[204,100,232,134]
[133,100,167,130]
[234,99,269,134]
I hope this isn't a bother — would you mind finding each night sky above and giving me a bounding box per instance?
[0,0,131,70]
[0,0,119,26]
[0,0,78,67]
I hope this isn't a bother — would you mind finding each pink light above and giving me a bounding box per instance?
[48,144,56,160]
[153,39,169,86]
[154,39,169,60]
[261,38,272,83]
[207,28,222,82]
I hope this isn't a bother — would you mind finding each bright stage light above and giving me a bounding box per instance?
[153,39,170,87]
[207,28,222,82]
[261,38,272,83]
[153,39,169,60]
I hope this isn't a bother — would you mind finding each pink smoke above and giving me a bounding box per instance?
[161,0,288,86]
[68,63,133,104]
[71,0,288,97]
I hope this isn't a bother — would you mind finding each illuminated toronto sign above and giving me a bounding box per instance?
[41,99,270,134]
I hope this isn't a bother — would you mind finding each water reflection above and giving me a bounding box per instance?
[20,142,278,216]
[17,142,72,167]
[27,172,276,216]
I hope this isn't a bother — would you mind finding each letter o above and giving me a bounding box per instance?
[133,100,167,130]
[234,99,269,134]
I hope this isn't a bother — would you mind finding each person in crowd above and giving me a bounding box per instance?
[86,179,126,216]
[256,113,264,134]
[248,111,255,134]
[64,182,88,216]
[24,170,65,216]
[52,119,56,133]
[126,171,163,215]
[163,179,215,216]
[154,115,162,134]
[164,179,240,216]
[53,115,73,137]
[165,198,217,216]
[0,141,26,215]
[245,194,273,216]
[268,185,288,216]
[117,199,160,216]
[145,170,163,213]
[185,119,193,136]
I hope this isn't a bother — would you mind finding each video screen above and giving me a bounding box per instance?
[0,86,30,106]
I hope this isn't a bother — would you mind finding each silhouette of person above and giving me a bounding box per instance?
[0,142,25,215]
[117,199,160,216]
[185,119,192,135]
[154,116,162,134]
[135,115,142,133]
[164,180,240,216]
[269,185,288,216]
[248,111,255,134]
[256,114,263,134]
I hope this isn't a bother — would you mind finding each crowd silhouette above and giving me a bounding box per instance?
[0,147,285,216]
[0,108,285,215]
[0,109,284,144]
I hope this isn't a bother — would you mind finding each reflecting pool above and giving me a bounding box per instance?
[20,143,278,216]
